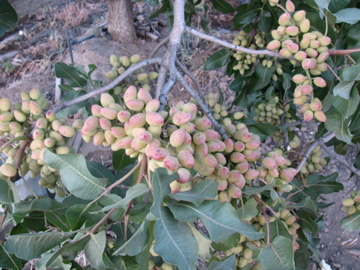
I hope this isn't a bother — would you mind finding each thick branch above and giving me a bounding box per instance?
[185,27,288,58]
[329,47,360,55]
[175,69,228,140]
[53,58,162,112]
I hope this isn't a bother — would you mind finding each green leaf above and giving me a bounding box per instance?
[252,65,276,91]
[232,3,261,29]
[101,183,149,212]
[297,210,318,235]
[4,231,76,260]
[260,236,295,270]
[114,221,149,256]
[341,64,360,81]
[265,219,292,242]
[35,253,71,270]
[0,242,23,270]
[332,87,359,117]
[208,255,236,270]
[8,197,52,224]
[204,49,231,70]
[294,240,310,270]
[247,123,278,140]
[54,63,87,88]
[238,197,258,221]
[84,231,107,270]
[334,8,360,24]
[0,0,17,37]
[168,200,263,241]
[340,211,360,231]
[148,168,179,220]
[0,178,13,203]
[45,200,71,232]
[314,0,330,11]
[87,161,116,182]
[282,73,292,91]
[66,204,104,230]
[325,107,353,144]
[153,207,197,270]
[329,0,351,13]
[242,183,275,195]
[170,179,218,206]
[44,151,108,200]
[333,80,355,99]
[113,149,137,171]
[210,0,235,13]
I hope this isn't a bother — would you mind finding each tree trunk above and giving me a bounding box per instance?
[107,0,136,43]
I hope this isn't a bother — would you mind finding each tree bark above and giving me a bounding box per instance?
[107,0,136,43]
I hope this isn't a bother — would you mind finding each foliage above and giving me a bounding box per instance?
[0,0,359,270]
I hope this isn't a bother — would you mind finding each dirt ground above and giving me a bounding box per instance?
[0,0,359,269]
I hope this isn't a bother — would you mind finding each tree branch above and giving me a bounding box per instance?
[53,58,162,112]
[175,68,228,140]
[185,27,289,58]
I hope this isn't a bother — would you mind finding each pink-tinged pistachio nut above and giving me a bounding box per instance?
[293,95,308,105]
[145,139,161,157]
[234,127,249,141]
[181,103,198,115]
[100,93,115,107]
[99,118,112,130]
[93,131,105,146]
[244,149,261,161]
[299,19,310,33]
[163,156,181,171]
[125,99,145,112]
[245,138,261,150]
[229,186,242,198]
[131,138,146,151]
[315,63,328,72]
[110,126,126,138]
[294,51,307,61]
[293,10,306,21]
[207,140,225,152]
[314,110,326,122]
[170,128,187,147]
[81,116,99,135]
[145,99,160,112]
[146,112,165,127]
[183,132,192,145]
[278,13,291,26]
[178,150,195,168]
[313,77,327,88]
[137,88,152,104]
[117,110,131,123]
[0,163,17,177]
[234,173,246,189]
[151,147,170,161]
[169,107,180,117]
[310,40,320,49]
[258,166,268,178]
[230,152,246,163]
[216,179,228,191]
[302,58,317,69]
[215,153,226,165]
[317,46,329,53]
[271,29,281,40]
[235,161,249,174]
[21,100,30,114]
[305,48,318,58]
[147,126,162,138]
[266,40,281,51]
[285,0,295,12]
[172,111,192,126]
[216,165,230,179]
[204,129,219,141]
[287,42,299,54]
[245,169,259,180]
[193,132,206,145]
[32,129,45,140]
[280,48,292,58]
[304,109,314,121]
[177,168,191,183]
[136,130,153,143]
[170,180,182,194]
[56,146,72,154]
[223,138,234,153]
[30,101,42,115]
[131,127,146,138]
[262,157,277,170]
[91,104,103,118]
[309,98,322,111]
[0,112,14,121]
[180,122,196,133]
[0,122,10,132]
[268,152,286,166]
[318,36,331,46]
[268,168,279,177]
[195,143,209,157]
[234,141,246,152]
[292,74,307,84]
[117,136,134,149]
[294,87,303,99]
[277,25,286,35]
[100,107,118,120]
[317,52,329,64]
[0,98,11,111]
[123,85,138,102]
[202,154,218,168]
[176,144,194,154]
[148,159,159,172]
[72,119,84,130]
[194,117,212,131]
[228,170,242,184]
[128,113,146,128]
[300,85,313,95]
[280,168,297,181]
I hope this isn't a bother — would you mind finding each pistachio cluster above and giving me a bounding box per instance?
[342,191,360,216]
[266,0,330,122]
[105,54,158,92]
